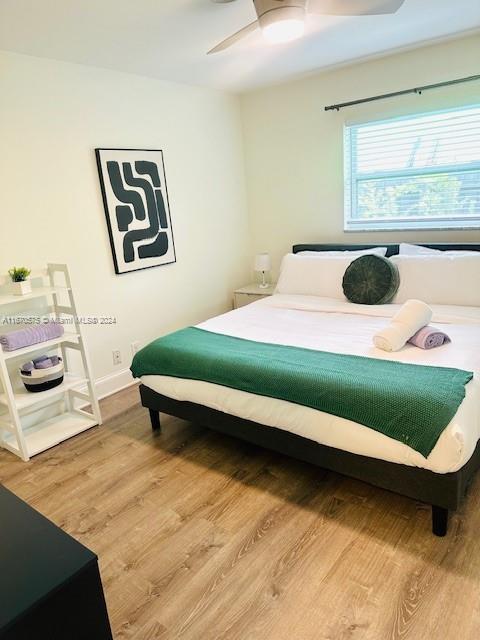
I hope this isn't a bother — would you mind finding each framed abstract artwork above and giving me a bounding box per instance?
[95,148,176,274]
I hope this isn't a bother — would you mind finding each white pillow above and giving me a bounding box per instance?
[399,243,477,256]
[299,247,387,257]
[391,254,480,306]
[276,252,383,299]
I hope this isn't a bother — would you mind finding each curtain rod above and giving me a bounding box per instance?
[324,74,480,112]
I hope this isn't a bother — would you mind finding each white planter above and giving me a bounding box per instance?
[10,280,32,296]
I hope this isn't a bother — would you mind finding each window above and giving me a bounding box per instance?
[344,105,480,231]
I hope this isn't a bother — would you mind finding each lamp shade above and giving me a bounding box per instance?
[254,253,271,272]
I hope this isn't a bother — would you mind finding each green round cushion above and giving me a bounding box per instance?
[342,254,399,305]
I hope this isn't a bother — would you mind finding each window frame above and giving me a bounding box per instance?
[343,105,480,232]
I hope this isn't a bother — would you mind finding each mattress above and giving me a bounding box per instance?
[141,295,480,474]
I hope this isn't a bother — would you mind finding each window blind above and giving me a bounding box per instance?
[344,105,480,231]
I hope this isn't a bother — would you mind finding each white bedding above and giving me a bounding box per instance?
[141,295,480,474]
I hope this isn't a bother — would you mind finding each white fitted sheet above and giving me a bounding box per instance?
[141,295,480,474]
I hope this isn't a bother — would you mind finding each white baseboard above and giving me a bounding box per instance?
[93,368,137,400]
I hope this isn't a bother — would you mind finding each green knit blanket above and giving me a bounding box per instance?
[131,327,473,458]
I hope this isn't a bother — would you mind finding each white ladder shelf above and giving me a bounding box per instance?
[0,264,101,461]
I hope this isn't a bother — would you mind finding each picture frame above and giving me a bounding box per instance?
[95,148,176,274]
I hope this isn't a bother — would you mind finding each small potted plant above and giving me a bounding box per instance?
[8,266,32,296]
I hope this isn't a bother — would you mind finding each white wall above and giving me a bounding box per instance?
[241,34,480,277]
[0,51,251,388]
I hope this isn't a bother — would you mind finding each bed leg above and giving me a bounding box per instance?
[149,409,161,432]
[432,505,448,536]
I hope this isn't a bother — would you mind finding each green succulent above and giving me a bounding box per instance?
[8,266,31,283]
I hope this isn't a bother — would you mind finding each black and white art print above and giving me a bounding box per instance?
[96,148,176,274]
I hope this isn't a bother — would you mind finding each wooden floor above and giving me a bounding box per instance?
[1,387,480,640]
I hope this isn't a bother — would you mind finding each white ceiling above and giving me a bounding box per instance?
[0,0,478,92]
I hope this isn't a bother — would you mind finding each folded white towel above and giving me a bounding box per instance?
[373,299,432,352]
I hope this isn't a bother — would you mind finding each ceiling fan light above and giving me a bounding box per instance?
[262,18,305,44]
[258,6,306,45]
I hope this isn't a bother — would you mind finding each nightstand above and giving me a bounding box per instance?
[0,485,112,640]
[233,283,275,309]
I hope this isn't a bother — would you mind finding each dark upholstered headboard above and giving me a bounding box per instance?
[292,243,480,257]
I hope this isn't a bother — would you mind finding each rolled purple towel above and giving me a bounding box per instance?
[21,355,62,373]
[35,358,53,370]
[0,322,64,352]
[21,361,34,374]
[408,325,451,349]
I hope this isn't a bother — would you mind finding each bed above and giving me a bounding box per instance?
[137,243,480,536]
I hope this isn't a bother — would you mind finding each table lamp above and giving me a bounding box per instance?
[254,253,271,289]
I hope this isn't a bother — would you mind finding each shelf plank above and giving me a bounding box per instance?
[2,411,97,457]
[1,333,80,360]
[0,439,21,457]
[0,286,71,306]
[0,374,88,410]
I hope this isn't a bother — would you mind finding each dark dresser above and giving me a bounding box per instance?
[0,485,113,639]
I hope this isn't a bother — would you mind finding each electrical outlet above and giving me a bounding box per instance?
[131,341,140,355]
[112,350,122,366]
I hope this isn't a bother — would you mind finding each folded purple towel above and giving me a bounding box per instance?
[0,322,64,352]
[408,325,451,349]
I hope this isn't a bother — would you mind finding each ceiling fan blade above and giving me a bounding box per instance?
[307,0,405,15]
[207,20,259,54]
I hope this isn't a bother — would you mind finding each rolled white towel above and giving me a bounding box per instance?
[373,299,432,352]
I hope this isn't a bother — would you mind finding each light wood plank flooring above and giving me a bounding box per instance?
[1,385,480,640]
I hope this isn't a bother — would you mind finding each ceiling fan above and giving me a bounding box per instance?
[208,0,405,54]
